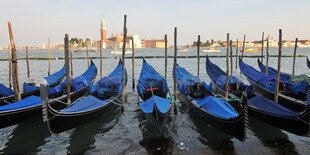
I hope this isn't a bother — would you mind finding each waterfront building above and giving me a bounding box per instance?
[143,39,168,48]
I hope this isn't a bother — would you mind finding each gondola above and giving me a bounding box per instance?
[40,59,126,134]
[137,59,172,128]
[0,60,97,129]
[0,65,66,105]
[206,57,310,136]
[239,58,307,112]
[307,57,310,69]
[176,63,247,141]
[257,58,291,80]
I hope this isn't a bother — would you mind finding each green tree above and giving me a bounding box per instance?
[78,38,84,47]
[85,38,91,47]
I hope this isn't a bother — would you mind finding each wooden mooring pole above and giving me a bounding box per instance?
[86,44,90,67]
[64,34,71,104]
[230,40,233,76]
[241,34,246,60]
[235,39,238,69]
[261,32,264,63]
[8,22,21,101]
[121,15,127,107]
[197,35,200,76]
[265,36,270,75]
[274,29,282,103]
[164,34,168,80]
[26,46,30,78]
[173,27,177,113]
[225,33,230,99]
[292,38,298,75]
[70,43,73,76]
[100,40,103,79]
[132,37,135,90]
[48,38,51,76]
[8,44,12,88]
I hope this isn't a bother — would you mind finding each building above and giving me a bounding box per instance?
[143,39,168,48]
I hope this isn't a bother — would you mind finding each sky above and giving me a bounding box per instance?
[0,0,310,47]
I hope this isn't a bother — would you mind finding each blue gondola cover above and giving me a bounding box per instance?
[23,82,39,93]
[0,84,14,97]
[60,95,108,113]
[240,60,307,94]
[137,61,168,99]
[0,95,41,111]
[248,95,300,120]
[139,95,171,114]
[195,96,238,119]
[44,66,66,85]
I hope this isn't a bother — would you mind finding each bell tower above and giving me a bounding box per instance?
[101,16,106,41]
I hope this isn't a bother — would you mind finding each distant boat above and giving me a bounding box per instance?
[75,49,97,53]
[201,48,220,52]
[241,48,260,53]
[178,48,188,52]
[110,49,132,55]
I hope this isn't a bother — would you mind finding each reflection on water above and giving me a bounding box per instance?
[187,104,235,154]
[248,116,298,154]
[1,116,50,154]
[66,107,121,154]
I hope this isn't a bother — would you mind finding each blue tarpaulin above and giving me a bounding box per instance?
[139,95,171,114]
[0,84,14,97]
[60,95,108,113]
[23,82,39,93]
[240,60,308,94]
[248,95,300,120]
[195,96,238,119]
[137,60,168,99]
[0,95,41,111]
[44,66,66,85]
[205,58,253,92]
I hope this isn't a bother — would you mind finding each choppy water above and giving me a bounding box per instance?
[0,47,310,154]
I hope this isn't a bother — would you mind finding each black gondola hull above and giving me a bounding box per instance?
[0,86,90,129]
[144,104,171,128]
[178,92,246,142]
[212,79,310,136]
[46,94,122,134]
[246,76,307,112]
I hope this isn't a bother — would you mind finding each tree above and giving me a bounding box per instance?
[78,38,84,47]
[206,40,210,47]
[85,38,91,47]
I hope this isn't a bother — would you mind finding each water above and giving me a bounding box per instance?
[0,48,310,154]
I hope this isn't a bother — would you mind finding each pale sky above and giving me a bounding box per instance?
[1,0,309,47]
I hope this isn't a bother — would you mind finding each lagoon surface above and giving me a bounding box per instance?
[0,47,310,154]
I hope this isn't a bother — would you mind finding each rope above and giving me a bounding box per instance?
[300,119,310,126]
